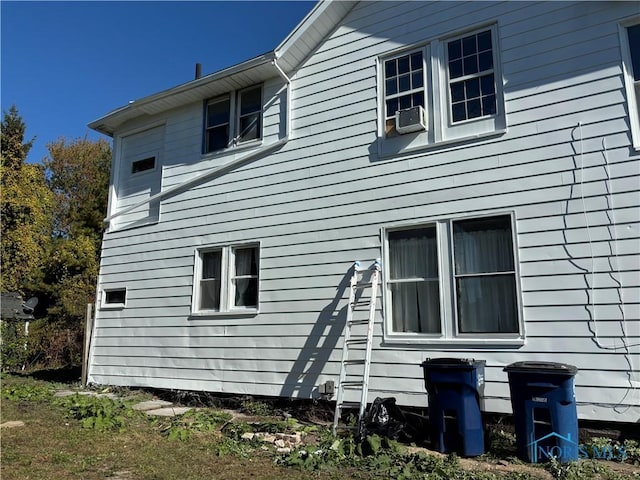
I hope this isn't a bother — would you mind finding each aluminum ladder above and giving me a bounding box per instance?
[332,260,381,437]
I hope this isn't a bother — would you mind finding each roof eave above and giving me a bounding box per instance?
[88,52,276,136]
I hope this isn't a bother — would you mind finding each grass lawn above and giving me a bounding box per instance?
[1,372,638,480]
[1,374,355,480]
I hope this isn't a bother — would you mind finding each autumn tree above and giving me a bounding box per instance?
[1,109,112,369]
[41,137,111,323]
[45,137,111,243]
[19,136,112,368]
[0,106,54,293]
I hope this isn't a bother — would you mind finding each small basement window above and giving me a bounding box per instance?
[104,288,126,306]
[131,156,156,174]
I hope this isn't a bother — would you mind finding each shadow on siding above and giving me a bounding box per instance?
[279,267,354,399]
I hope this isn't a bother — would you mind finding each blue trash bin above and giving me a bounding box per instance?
[420,358,486,457]
[504,361,578,463]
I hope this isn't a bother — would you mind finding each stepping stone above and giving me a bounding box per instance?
[53,390,119,399]
[144,406,192,417]
[1,420,25,428]
[132,400,174,411]
[54,390,77,397]
[94,393,119,399]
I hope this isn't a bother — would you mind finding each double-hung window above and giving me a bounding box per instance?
[384,49,426,136]
[204,85,262,154]
[193,243,260,314]
[383,213,521,343]
[379,24,505,154]
[620,18,640,150]
[447,29,497,123]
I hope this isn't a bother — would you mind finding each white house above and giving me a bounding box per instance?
[88,1,640,423]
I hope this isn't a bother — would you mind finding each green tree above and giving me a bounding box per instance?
[42,137,111,319]
[0,106,54,293]
[35,137,111,364]
[44,137,111,242]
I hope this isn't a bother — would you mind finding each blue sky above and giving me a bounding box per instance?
[1,1,315,164]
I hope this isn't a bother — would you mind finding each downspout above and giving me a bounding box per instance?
[272,56,291,140]
[102,57,292,227]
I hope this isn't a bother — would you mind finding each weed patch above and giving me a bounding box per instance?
[56,394,132,432]
[582,437,640,465]
[241,398,277,416]
[2,382,53,401]
[158,409,233,441]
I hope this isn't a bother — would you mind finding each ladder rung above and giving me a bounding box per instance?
[350,300,372,306]
[343,359,366,366]
[337,401,361,410]
[353,282,373,288]
[346,338,367,346]
[348,319,370,326]
[341,381,364,388]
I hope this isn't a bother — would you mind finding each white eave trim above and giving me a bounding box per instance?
[275,0,358,70]
[89,52,276,136]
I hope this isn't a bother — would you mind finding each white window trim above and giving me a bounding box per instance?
[377,22,506,159]
[101,288,127,310]
[130,153,158,177]
[381,211,524,346]
[204,94,233,152]
[191,241,260,317]
[203,85,263,155]
[107,122,165,233]
[236,85,264,146]
[619,16,640,151]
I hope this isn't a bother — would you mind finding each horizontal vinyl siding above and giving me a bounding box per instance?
[91,1,640,422]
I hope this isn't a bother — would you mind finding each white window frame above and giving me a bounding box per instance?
[191,242,260,316]
[204,94,233,152]
[236,85,263,145]
[101,288,126,309]
[377,23,506,158]
[381,211,523,346]
[130,155,157,176]
[203,85,263,154]
[619,16,640,151]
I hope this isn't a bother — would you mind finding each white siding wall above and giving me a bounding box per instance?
[90,1,640,423]
[113,125,164,230]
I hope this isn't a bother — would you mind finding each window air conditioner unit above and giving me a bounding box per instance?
[395,105,427,134]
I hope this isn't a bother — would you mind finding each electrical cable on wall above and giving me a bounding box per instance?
[578,121,635,351]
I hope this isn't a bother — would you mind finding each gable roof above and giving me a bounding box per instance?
[89,0,356,136]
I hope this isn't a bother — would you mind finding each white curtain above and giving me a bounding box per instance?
[453,216,517,333]
[200,251,221,310]
[234,247,258,308]
[389,228,441,333]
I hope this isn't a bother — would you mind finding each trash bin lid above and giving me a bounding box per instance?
[421,358,486,368]
[503,361,577,375]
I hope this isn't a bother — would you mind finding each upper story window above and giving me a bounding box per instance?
[379,24,505,156]
[447,30,496,123]
[384,50,425,136]
[192,243,260,315]
[383,213,522,344]
[620,19,640,150]
[204,85,262,154]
